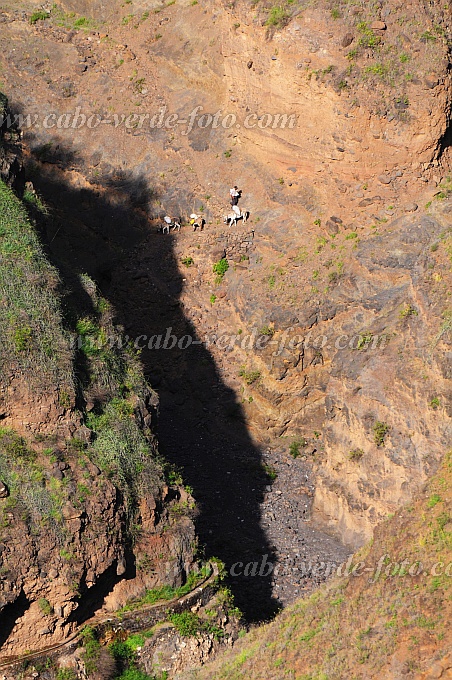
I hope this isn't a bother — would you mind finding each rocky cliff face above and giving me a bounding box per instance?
[0,0,451,659]
[0,100,196,657]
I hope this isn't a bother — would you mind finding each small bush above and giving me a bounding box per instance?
[38,598,53,616]
[74,16,89,27]
[399,304,418,318]
[420,30,436,43]
[349,449,364,461]
[115,669,155,680]
[289,438,307,458]
[429,397,440,409]
[181,256,194,267]
[427,493,441,508]
[259,325,274,336]
[239,367,261,385]
[80,626,101,675]
[262,463,277,481]
[265,5,289,27]
[356,333,373,350]
[213,258,229,281]
[30,10,49,23]
[87,398,162,522]
[170,611,202,637]
[56,670,78,680]
[373,421,389,447]
[357,22,381,48]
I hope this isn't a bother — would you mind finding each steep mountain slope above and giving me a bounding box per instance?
[191,450,452,679]
[0,103,197,657]
[0,0,451,674]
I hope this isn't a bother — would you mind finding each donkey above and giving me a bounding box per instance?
[161,216,181,233]
[223,207,249,227]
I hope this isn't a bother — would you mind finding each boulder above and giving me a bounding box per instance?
[0,481,9,498]
[378,174,392,184]
[371,21,387,30]
[326,220,339,235]
[424,75,438,89]
[341,33,354,48]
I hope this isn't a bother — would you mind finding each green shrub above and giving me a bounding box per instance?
[357,22,381,48]
[0,428,64,534]
[427,493,441,508]
[213,258,229,281]
[115,669,156,680]
[74,16,89,27]
[181,256,194,267]
[420,30,436,43]
[56,670,78,680]
[265,5,289,27]
[262,464,277,481]
[399,304,418,318]
[356,333,373,349]
[38,598,53,616]
[349,449,364,461]
[170,611,202,636]
[109,633,149,664]
[87,398,163,520]
[373,421,389,447]
[289,438,307,458]
[80,626,101,675]
[239,367,261,385]
[429,397,440,409]
[30,10,49,23]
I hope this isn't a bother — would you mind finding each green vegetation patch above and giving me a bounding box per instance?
[373,420,389,447]
[0,180,74,390]
[0,428,65,534]
[213,258,229,283]
[86,398,162,519]
[118,564,211,612]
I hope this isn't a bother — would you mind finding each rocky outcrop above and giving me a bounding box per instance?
[0,431,196,657]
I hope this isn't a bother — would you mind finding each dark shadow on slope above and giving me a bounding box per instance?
[67,561,127,625]
[0,590,29,648]
[24,144,280,622]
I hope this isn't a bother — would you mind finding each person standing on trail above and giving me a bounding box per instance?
[230,185,240,206]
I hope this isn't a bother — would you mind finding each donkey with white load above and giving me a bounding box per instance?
[161,215,181,233]
[223,205,249,227]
